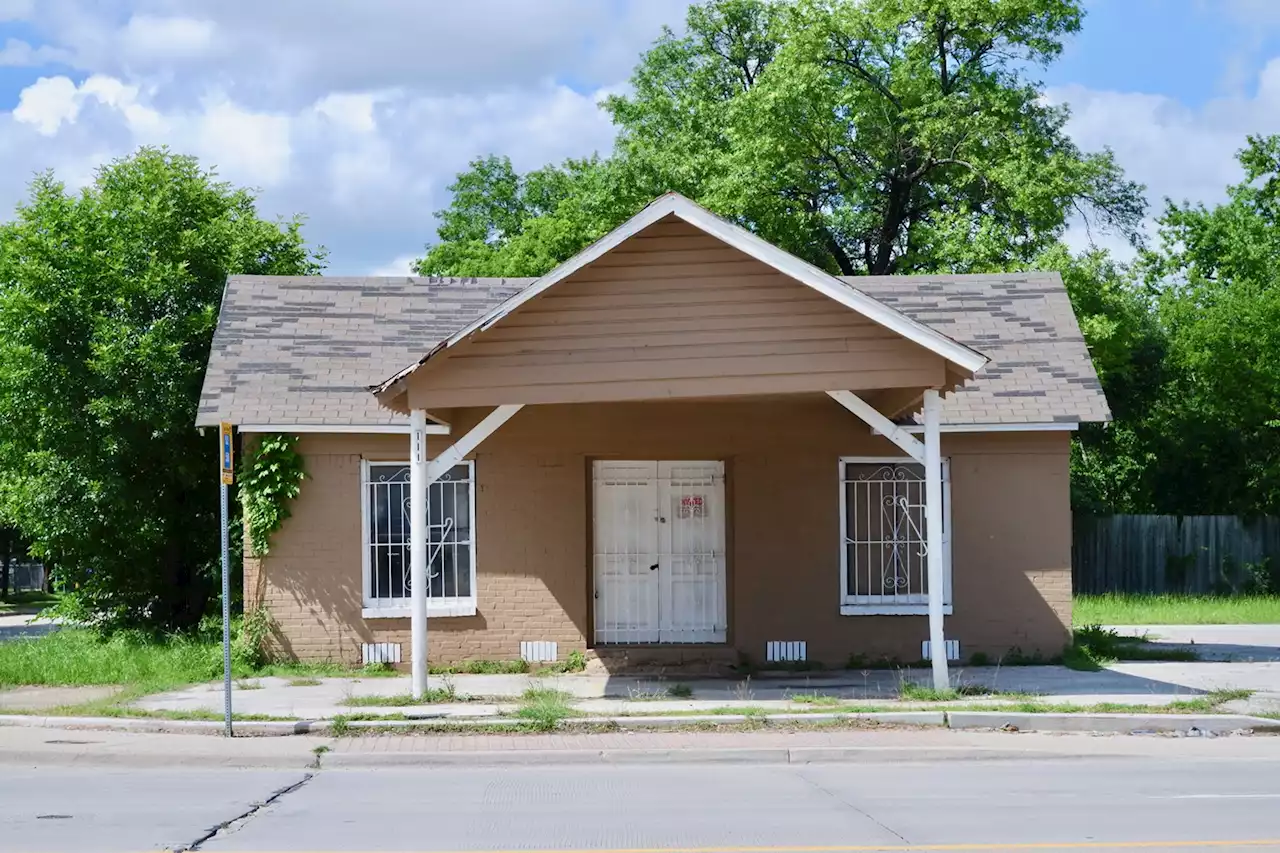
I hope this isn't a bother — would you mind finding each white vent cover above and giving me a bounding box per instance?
[921,639,960,662]
[520,641,558,663]
[766,641,807,663]
[362,642,401,665]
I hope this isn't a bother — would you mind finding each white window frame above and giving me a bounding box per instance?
[838,456,952,616]
[360,459,478,619]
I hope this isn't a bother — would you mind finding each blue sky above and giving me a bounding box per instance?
[1,0,1278,273]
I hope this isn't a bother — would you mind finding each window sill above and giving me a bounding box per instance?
[362,603,477,620]
[840,604,953,616]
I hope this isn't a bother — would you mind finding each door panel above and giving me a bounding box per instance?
[658,461,727,643]
[592,462,660,643]
[594,460,727,645]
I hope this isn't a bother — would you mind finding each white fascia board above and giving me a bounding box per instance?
[896,422,1080,434]
[374,192,988,394]
[237,423,451,435]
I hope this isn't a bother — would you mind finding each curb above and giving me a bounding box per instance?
[323,744,1055,768]
[945,711,1280,735]
[577,711,947,729]
[1,710,1276,737]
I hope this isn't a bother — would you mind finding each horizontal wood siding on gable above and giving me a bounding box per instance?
[406,217,945,408]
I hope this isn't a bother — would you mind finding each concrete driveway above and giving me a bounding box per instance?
[0,612,59,643]
[1113,623,1280,661]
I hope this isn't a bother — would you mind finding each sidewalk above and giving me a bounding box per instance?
[4,721,1278,770]
[128,659,1280,720]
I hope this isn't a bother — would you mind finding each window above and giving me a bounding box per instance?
[361,461,476,618]
[839,457,951,616]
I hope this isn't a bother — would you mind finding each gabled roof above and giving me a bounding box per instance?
[196,272,1107,429]
[195,276,530,428]
[372,193,987,400]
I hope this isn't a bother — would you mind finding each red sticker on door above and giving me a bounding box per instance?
[678,495,706,518]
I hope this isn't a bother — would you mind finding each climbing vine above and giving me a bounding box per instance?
[238,434,306,556]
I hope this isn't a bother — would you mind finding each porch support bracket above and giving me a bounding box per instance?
[410,404,524,699]
[826,390,925,463]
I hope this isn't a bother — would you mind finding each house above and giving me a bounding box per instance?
[197,193,1106,693]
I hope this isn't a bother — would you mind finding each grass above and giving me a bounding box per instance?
[0,590,61,614]
[789,692,844,706]
[514,686,577,730]
[287,677,321,687]
[0,626,401,724]
[428,659,529,675]
[1075,593,1280,626]
[897,682,1032,702]
[1063,625,1199,671]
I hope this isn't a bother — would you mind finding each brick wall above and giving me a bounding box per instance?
[251,400,1072,667]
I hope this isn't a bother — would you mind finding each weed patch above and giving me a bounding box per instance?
[430,659,529,675]
[897,681,1027,702]
[1064,625,1198,671]
[789,692,843,706]
[515,686,576,731]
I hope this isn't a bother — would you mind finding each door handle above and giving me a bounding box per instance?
[649,563,659,571]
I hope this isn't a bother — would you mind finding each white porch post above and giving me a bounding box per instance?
[923,389,949,690]
[409,408,429,699]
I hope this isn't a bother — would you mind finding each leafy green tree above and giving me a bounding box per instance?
[420,0,1145,279]
[610,0,1145,275]
[0,148,323,631]
[415,155,640,278]
[1030,246,1165,513]
[1138,135,1280,515]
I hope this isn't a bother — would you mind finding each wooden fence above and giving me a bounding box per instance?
[1073,515,1280,594]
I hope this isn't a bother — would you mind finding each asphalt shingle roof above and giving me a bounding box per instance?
[196,272,1108,429]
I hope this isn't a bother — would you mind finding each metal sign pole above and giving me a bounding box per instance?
[219,422,235,737]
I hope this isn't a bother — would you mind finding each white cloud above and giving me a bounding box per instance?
[195,99,292,186]
[12,76,81,135]
[119,14,217,61]
[11,1,691,108]
[367,254,418,276]
[314,93,379,134]
[0,37,72,67]
[0,0,32,22]
[0,1,687,272]
[1049,57,1280,257]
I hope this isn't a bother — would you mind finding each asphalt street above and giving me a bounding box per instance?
[4,749,1280,853]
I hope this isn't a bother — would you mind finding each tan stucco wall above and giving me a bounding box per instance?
[249,397,1072,667]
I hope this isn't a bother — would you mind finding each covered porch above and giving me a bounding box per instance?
[370,194,988,698]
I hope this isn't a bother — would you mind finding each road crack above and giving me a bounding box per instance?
[793,767,911,845]
[175,772,315,851]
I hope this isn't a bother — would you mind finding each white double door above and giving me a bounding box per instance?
[592,460,727,644]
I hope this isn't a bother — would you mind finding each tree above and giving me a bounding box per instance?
[419,0,1145,279]
[414,154,643,278]
[1136,134,1280,515]
[0,148,323,631]
[1030,246,1166,514]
